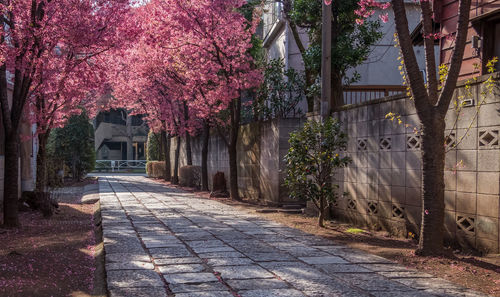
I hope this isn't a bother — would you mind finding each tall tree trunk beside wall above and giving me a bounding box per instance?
[390,0,471,255]
[126,113,133,160]
[172,137,180,184]
[161,130,171,181]
[184,103,192,166]
[227,98,241,201]
[201,121,210,191]
[36,131,50,192]
[3,133,20,226]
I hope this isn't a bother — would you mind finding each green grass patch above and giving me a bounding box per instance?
[345,228,367,234]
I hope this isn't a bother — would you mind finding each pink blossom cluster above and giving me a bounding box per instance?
[1,0,133,136]
[355,0,391,25]
[105,0,262,136]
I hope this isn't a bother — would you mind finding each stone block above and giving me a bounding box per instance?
[444,171,457,191]
[478,103,500,127]
[391,186,405,205]
[405,115,421,133]
[477,172,500,195]
[357,167,368,184]
[391,152,405,169]
[445,150,458,171]
[357,121,369,137]
[406,205,422,227]
[392,134,406,152]
[478,150,500,172]
[476,216,498,241]
[456,128,477,150]
[405,99,417,115]
[239,289,307,297]
[476,237,499,255]
[367,168,378,185]
[109,287,167,297]
[298,256,348,265]
[477,194,499,217]
[367,183,378,200]
[457,171,476,193]
[456,106,478,129]
[406,151,421,169]
[378,185,391,202]
[107,270,164,289]
[367,152,379,168]
[405,187,421,207]
[391,169,405,187]
[456,192,477,214]
[368,120,379,136]
[379,101,392,119]
[444,211,457,237]
[456,150,476,171]
[380,152,392,169]
[378,169,391,185]
[405,170,421,188]
[367,104,380,120]
[444,191,456,211]
[380,119,394,135]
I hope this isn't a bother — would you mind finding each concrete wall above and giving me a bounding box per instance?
[169,118,303,205]
[331,74,500,254]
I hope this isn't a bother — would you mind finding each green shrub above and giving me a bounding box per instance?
[47,111,95,181]
[147,161,166,178]
[284,117,351,227]
[147,132,164,161]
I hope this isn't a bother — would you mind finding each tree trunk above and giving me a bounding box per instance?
[201,121,210,191]
[36,132,50,193]
[185,132,192,166]
[172,137,180,184]
[228,98,240,201]
[318,196,325,228]
[331,70,343,109]
[184,102,192,165]
[3,133,20,227]
[161,130,171,181]
[416,118,446,256]
[126,113,133,160]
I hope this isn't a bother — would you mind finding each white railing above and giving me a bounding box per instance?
[95,160,147,172]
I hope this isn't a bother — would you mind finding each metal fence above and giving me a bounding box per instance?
[95,160,147,172]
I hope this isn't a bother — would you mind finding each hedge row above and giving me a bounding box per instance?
[146,161,166,178]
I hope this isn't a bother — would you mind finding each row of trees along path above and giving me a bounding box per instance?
[0,0,482,258]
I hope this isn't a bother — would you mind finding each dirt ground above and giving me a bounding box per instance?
[0,201,105,297]
[155,179,500,297]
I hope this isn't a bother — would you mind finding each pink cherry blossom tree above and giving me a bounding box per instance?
[0,0,131,227]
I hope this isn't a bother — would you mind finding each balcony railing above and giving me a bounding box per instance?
[343,85,406,106]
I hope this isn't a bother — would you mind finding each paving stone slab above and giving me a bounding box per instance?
[154,257,203,265]
[106,253,151,263]
[226,279,290,290]
[299,256,348,265]
[174,291,234,297]
[191,246,235,254]
[163,272,218,284]
[378,271,435,279]
[334,273,414,292]
[108,287,168,297]
[149,247,193,258]
[246,253,297,262]
[315,263,372,274]
[106,261,155,271]
[184,240,227,248]
[198,251,245,259]
[206,257,255,266]
[359,263,409,272]
[238,289,307,297]
[213,265,275,280]
[107,270,164,288]
[158,264,206,274]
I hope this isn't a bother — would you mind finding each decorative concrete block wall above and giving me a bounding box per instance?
[170,118,302,204]
[332,76,500,254]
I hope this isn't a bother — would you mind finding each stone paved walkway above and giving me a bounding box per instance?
[98,175,488,297]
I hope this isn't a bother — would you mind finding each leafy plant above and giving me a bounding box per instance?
[284,117,351,227]
[254,58,305,120]
[48,112,96,181]
[146,132,164,161]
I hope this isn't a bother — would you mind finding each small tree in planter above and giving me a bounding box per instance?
[284,117,351,227]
